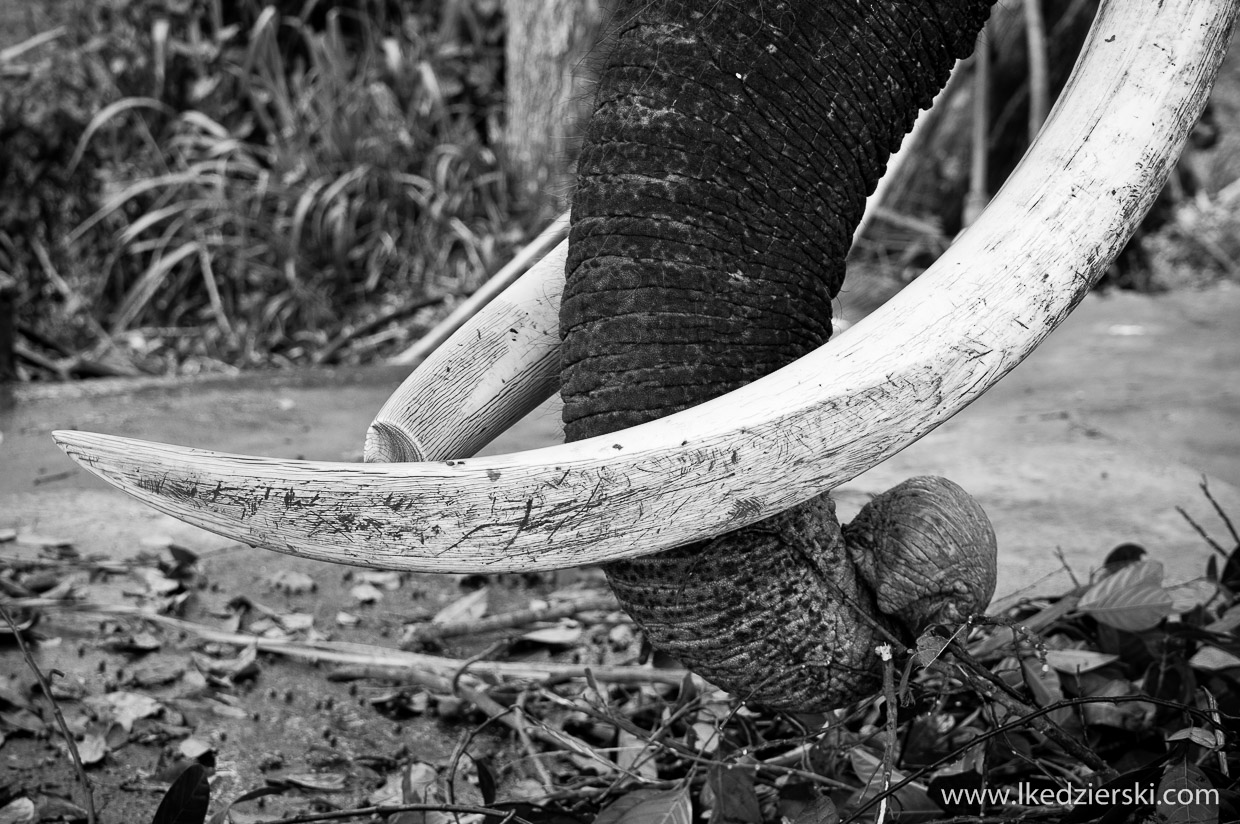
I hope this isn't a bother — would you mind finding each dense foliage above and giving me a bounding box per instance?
[0,0,526,376]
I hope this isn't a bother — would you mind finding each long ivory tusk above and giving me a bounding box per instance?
[54,0,1237,573]
[363,65,964,465]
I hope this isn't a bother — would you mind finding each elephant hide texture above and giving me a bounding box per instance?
[561,0,998,710]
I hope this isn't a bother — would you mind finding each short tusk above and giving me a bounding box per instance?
[54,0,1237,573]
[364,237,566,463]
[362,71,959,465]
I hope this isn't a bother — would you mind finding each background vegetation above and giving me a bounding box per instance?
[0,0,530,377]
[0,0,1237,381]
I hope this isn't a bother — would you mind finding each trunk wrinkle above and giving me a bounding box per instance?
[563,0,996,711]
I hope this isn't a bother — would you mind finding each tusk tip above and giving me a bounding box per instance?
[364,420,427,463]
[53,429,111,462]
[51,429,86,450]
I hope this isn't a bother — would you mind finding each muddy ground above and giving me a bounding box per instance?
[2,282,1239,821]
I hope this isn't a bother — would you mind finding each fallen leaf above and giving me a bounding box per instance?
[790,793,839,824]
[124,662,186,688]
[351,583,384,604]
[595,787,692,824]
[913,631,950,668]
[522,622,584,647]
[1079,583,1174,631]
[139,568,183,595]
[280,612,315,631]
[77,733,108,766]
[103,631,163,653]
[266,570,316,595]
[1021,658,1071,726]
[1167,727,1226,749]
[1044,649,1120,674]
[275,772,347,792]
[1157,759,1215,824]
[1189,646,1240,672]
[358,570,402,590]
[706,765,761,824]
[1204,604,1240,634]
[152,763,210,824]
[1166,579,1218,614]
[616,730,657,780]
[608,623,635,650]
[179,737,216,761]
[83,692,162,732]
[1080,679,1155,730]
[0,797,35,824]
[209,701,250,719]
[849,749,939,817]
[48,675,88,700]
[193,646,259,683]
[35,798,87,823]
[433,587,488,624]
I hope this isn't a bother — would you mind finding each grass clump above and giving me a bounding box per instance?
[0,0,527,377]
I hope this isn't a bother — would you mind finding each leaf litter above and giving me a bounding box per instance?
[0,483,1238,823]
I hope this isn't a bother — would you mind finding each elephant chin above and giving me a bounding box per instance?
[605,477,995,712]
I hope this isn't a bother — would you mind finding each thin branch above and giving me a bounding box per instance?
[0,605,97,824]
[403,592,618,647]
[947,641,1110,774]
[314,292,453,365]
[4,598,689,687]
[1177,506,1229,558]
[250,802,530,824]
[456,683,622,778]
[1200,476,1240,547]
[876,645,897,824]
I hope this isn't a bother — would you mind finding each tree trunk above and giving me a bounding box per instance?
[502,0,605,214]
[0,274,15,381]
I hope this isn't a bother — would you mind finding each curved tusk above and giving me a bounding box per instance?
[365,236,566,463]
[54,0,1237,573]
[363,70,961,465]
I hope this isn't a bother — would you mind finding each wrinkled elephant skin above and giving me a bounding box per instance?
[559,0,999,710]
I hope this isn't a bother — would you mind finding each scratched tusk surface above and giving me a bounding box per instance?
[362,79,954,464]
[54,0,1238,573]
[364,239,566,463]
[363,74,955,465]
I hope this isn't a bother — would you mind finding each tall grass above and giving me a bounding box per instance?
[1,0,526,376]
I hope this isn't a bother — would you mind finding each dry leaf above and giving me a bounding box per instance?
[351,583,384,604]
[357,570,402,590]
[1044,649,1119,674]
[266,570,316,595]
[77,733,109,766]
[84,692,162,732]
[1189,646,1240,672]
[523,622,584,646]
[432,587,489,624]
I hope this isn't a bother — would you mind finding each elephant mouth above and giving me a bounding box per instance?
[53,0,1234,575]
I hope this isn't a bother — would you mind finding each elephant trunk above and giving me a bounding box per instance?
[561,0,996,710]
